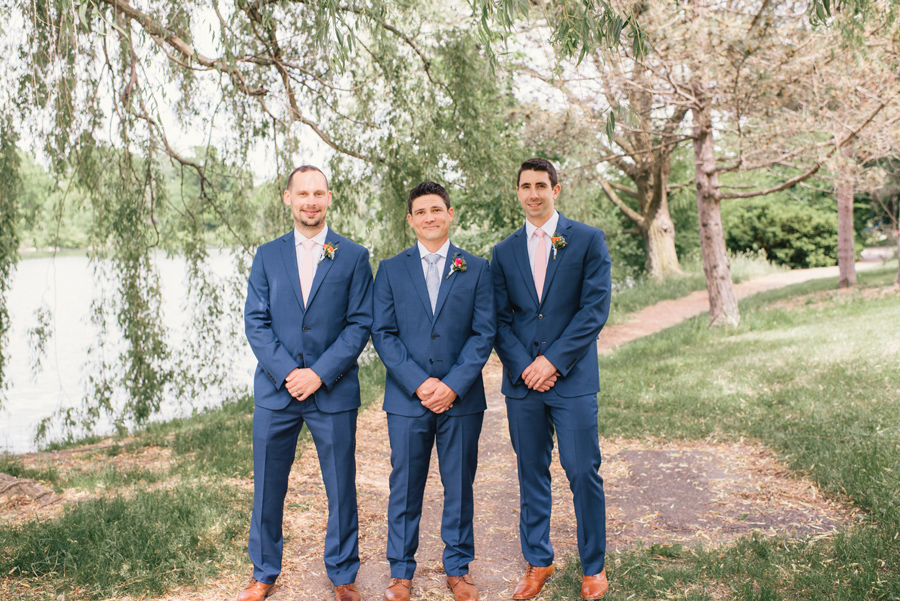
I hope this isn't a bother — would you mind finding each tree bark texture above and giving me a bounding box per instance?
[643,209,681,278]
[692,102,740,327]
[836,142,857,287]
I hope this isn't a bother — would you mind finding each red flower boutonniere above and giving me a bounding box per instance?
[318,242,338,264]
[551,233,567,260]
[446,253,467,279]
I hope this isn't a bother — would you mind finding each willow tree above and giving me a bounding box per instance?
[1,0,523,435]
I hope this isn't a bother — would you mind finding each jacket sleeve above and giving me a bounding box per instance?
[244,249,299,389]
[309,247,375,389]
[442,259,496,398]
[371,260,431,396]
[491,248,534,386]
[542,230,611,377]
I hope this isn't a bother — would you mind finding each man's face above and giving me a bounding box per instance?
[517,169,560,226]
[283,170,332,231]
[407,194,454,247]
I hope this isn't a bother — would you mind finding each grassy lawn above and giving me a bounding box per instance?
[549,265,900,600]
[0,360,385,600]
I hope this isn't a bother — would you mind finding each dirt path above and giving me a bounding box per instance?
[212,262,871,601]
[597,260,885,352]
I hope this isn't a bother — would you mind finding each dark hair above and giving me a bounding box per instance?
[517,157,558,188]
[286,165,329,191]
[407,181,451,214]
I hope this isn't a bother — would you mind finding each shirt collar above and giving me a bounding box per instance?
[294,225,329,247]
[525,211,559,238]
[417,238,451,261]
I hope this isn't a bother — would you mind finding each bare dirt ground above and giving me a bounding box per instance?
[5,261,884,601]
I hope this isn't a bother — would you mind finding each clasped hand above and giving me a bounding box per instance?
[416,377,457,414]
[522,355,560,392]
[284,367,322,401]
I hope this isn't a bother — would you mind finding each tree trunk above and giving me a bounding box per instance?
[836,141,857,287]
[643,208,681,279]
[692,102,740,327]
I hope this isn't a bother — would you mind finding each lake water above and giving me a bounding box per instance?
[0,252,257,454]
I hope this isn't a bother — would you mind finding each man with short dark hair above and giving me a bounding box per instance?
[373,181,495,601]
[492,158,612,600]
[240,165,373,601]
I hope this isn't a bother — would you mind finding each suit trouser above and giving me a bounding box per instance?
[385,410,484,579]
[249,397,360,585]
[506,390,606,575]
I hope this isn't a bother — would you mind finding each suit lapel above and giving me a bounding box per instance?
[539,215,573,307]
[404,246,434,318]
[512,226,541,308]
[279,231,306,311]
[305,232,341,309]
[432,244,460,322]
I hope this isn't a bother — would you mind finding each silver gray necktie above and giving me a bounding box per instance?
[425,253,440,314]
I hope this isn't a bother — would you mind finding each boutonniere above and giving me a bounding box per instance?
[550,232,567,260]
[446,253,467,279]
[318,242,338,264]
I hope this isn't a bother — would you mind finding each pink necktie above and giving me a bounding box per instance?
[300,239,316,306]
[533,228,547,302]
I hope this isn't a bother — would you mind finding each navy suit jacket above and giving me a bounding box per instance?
[245,229,374,412]
[372,244,496,417]
[491,214,611,399]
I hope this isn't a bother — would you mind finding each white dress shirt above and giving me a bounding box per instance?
[525,211,559,272]
[294,225,330,282]
[417,239,450,279]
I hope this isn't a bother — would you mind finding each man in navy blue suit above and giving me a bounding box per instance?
[491,158,612,600]
[372,182,495,601]
[240,165,374,601]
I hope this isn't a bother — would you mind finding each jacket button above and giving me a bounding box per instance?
[432,333,440,339]
[534,342,539,347]
[298,353,303,358]
[429,359,434,364]
[538,314,544,319]
[302,326,309,331]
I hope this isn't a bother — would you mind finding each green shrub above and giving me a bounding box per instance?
[721,197,841,268]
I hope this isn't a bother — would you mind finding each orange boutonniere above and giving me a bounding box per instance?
[551,233,567,260]
[318,242,338,264]
[446,253,467,279]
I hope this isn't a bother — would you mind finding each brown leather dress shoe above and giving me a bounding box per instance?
[511,563,555,599]
[447,573,478,601]
[581,569,609,600]
[335,582,361,601]
[384,577,412,601]
[236,577,275,601]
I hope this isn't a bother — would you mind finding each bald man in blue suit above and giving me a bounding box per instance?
[491,158,612,600]
[373,182,495,601]
[240,166,373,601]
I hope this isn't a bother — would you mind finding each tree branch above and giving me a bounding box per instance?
[720,99,890,200]
[597,176,646,227]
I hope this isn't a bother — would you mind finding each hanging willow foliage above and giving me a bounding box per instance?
[2,0,530,439]
[0,116,21,403]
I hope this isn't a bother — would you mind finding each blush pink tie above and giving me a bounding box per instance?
[300,239,316,306]
[533,228,547,302]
